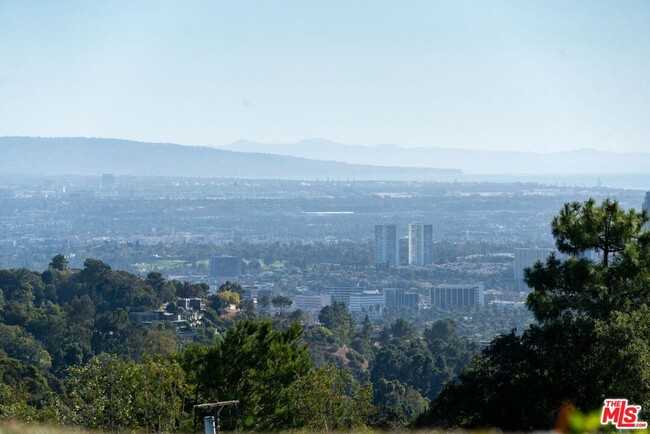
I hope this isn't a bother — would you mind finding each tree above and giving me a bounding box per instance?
[288,364,375,431]
[258,294,270,310]
[125,328,179,360]
[0,268,41,305]
[361,314,373,340]
[174,281,209,299]
[423,319,478,373]
[371,338,447,401]
[271,295,293,314]
[318,302,354,341]
[132,356,191,433]
[423,318,457,343]
[69,295,96,327]
[179,320,312,431]
[388,318,418,340]
[428,199,650,430]
[67,355,141,430]
[146,272,175,302]
[216,290,240,309]
[67,355,190,432]
[0,357,59,422]
[0,324,52,371]
[551,198,647,267]
[373,378,428,428]
[48,254,69,272]
[80,258,112,286]
[527,198,650,322]
[218,281,245,299]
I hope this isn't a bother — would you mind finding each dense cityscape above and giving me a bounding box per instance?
[3,1,650,431]
[1,174,647,337]
[1,169,649,431]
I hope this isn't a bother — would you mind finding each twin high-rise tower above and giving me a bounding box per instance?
[374,223,433,267]
[408,223,433,266]
[375,224,399,267]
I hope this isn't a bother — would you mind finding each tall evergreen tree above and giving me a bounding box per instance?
[427,199,650,430]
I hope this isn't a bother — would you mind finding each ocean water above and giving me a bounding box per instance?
[453,173,650,191]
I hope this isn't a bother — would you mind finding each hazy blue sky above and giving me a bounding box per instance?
[1,1,649,152]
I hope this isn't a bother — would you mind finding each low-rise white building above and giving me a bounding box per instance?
[431,284,484,308]
[349,290,385,318]
[293,293,332,313]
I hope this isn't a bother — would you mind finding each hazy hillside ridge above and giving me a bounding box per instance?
[223,138,650,174]
[0,137,460,180]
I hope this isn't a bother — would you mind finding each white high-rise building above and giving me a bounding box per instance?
[408,223,433,266]
[375,224,399,267]
[514,248,556,282]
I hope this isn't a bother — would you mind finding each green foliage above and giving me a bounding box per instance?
[428,199,650,430]
[373,378,428,428]
[68,295,95,327]
[258,294,270,309]
[361,314,373,339]
[0,252,512,431]
[0,256,223,430]
[67,356,140,430]
[565,406,618,433]
[0,268,41,305]
[387,317,418,340]
[271,294,293,313]
[146,272,176,301]
[423,319,478,374]
[371,318,477,410]
[218,280,245,299]
[318,302,355,341]
[0,325,52,371]
[216,290,240,308]
[132,356,191,433]
[371,338,446,401]
[74,258,173,313]
[174,280,209,299]
[0,357,59,422]
[208,281,245,312]
[178,320,312,431]
[48,255,69,272]
[67,355,190,432]
[551,198,648,267]
[288,364,375,431]
[591,305,650,413]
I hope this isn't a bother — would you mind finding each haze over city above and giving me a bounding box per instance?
[2,1,649,154]
[3,2,650,433]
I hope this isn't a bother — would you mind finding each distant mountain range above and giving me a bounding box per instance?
[0,137,460,180]
[3,137,646,181]
[222,138,650,174]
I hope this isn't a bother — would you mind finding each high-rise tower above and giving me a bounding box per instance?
[514,248,556,282]
[374,224,399,267]
[408,223,433,266]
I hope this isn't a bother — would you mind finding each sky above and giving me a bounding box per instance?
[1,1,649,153]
